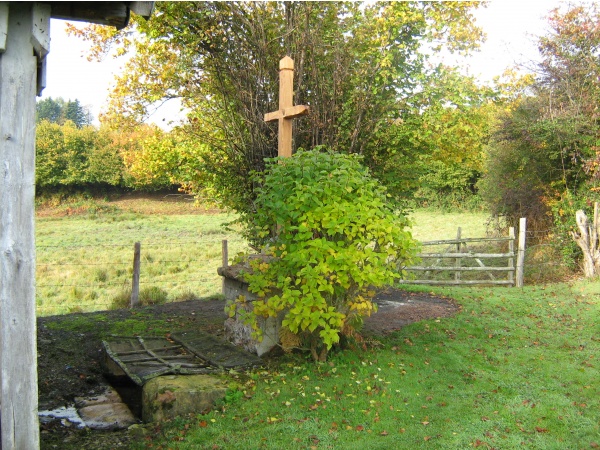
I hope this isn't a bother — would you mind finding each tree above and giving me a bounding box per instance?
[63,99,90,128]
[229,150,418,361]
[478,3,600,263]
[69,1,485,212]
[36,97,92,128]
[36,97,63,124]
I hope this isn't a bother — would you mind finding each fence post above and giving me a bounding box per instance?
[455,227,462,282]
[131,242,141,307]
[508,227,515,285]
[516,218,526,287]
[222,239,228,295]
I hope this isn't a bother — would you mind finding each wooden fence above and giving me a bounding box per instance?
[401,218,527,287]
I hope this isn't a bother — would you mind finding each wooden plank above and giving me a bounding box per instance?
[264,110,280,122]
[421,237,513,245]
[171,330,262,369]
[406,266,515,272]
[103,337,211,385]
[49,2,130,30]
[418,252,514,258]
[400,280,515,286]
[282,105,309,118]
[0,4,40,449]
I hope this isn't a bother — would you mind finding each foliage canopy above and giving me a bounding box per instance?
[229,150,418,361]
[70,1,486,211]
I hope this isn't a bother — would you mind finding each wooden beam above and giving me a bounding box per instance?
[0,3,8,53]
[0,4,41,448]
[49,2,130,29]
[129,1,155,19]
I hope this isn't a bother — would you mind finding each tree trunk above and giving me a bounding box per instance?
[571,203,599,277]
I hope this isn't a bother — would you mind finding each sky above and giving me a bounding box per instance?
[39,1,581,128]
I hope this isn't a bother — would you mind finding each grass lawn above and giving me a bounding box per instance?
[133,279,600,450]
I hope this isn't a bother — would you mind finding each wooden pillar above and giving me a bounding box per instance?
[516,218,527,288]
[0,3,46,449]
[131,242,141,307]
[508,226,515,285]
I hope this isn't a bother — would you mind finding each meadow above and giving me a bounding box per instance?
[35,195,247,316]
[35,196,489,316]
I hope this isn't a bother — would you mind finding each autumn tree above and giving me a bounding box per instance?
[479,4,600,261]
[69,1,485,213]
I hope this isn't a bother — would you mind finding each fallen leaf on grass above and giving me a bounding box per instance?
[198,421,207,428]
[355,425,364,431]
[380,431,388,436]
[535,427,548,433]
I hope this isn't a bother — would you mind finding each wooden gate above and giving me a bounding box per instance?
[401,219,526,287]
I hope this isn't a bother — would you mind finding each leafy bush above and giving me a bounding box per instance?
[229,150,418,361]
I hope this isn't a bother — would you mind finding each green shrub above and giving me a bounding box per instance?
[229,150,418,361]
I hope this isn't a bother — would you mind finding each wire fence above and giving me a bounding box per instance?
[36,223,581,316]
[521,228,577,284]
[36,237,248,316]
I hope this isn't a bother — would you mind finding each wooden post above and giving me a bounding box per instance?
[131,242,141,307]
[508,227,515,285]
[222,239,229,268]
[221,239,228,295]
[264,56,309,158]
[454,227,462,282]
[516,218,526,287]
[0,3,46,449]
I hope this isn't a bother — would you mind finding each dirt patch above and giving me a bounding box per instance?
[37,288,458,449]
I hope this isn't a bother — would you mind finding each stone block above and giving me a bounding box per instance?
[142,375,227,423]
[75,387,137,430]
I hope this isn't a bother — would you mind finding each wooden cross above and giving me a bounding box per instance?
[264,56,309,158]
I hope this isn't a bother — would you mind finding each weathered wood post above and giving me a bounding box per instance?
[0,3,153,448]
[131,242,141,307]
[516,218,527,287]
[508,226,515,285]
[454,227,462,282]
[0,4,45,448]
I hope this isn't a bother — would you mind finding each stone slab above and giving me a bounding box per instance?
[75,387,137,430]
[142,374,227,423]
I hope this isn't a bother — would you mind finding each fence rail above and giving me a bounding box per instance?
[401,218,526,287]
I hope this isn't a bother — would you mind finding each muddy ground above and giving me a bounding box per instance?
[37,288,459,449]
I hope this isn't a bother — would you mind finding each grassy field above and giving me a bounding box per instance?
[35,195,248,316]
[35,197,490,316]
[132,279,600,449]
